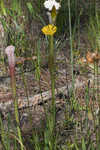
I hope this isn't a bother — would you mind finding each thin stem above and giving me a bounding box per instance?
[96,61,100,148]
[68,0,74,94]
[49,35,56,114]
[10,67,24,150]
[48,35,56,145]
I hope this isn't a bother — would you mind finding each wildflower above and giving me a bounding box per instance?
[42,24,57,35]
[5,45,23,149]
[44,0,60,11]
[86,51,100,63]
[5,45,15,67]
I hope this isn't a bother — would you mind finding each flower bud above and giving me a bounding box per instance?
[5,45,15,67]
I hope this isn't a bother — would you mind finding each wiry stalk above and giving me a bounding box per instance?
[10,66,24,150]
[68,0,74,93]
[49,35,56,125]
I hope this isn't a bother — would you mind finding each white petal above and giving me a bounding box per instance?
[54,1,60,10]
[44,0,60,11]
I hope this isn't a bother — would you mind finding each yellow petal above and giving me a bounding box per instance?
[41,24,57,35]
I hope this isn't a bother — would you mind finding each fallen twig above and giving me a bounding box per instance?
[0,78,87,113]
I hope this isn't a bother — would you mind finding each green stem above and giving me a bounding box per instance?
[96,61,100,148]
[68,0,74,92]
[49,35,56,127]
[10,67,24,150]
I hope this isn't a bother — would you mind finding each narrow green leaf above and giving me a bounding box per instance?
[82,138,86,150]
[1,0,7,16]
[26,2,34,14]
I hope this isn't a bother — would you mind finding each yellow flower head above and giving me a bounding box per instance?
[41,24,57,35]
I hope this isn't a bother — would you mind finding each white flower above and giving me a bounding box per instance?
[44,0,60,11]
[5,45,15,67]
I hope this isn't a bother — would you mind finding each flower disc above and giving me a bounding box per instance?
[42,24,57,35]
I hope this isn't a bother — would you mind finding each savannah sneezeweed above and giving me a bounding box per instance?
[5,46,24,150]
[42,24,57,114]
[42,24,57,35]
[42,0,60,148]
[42,23,57,150]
